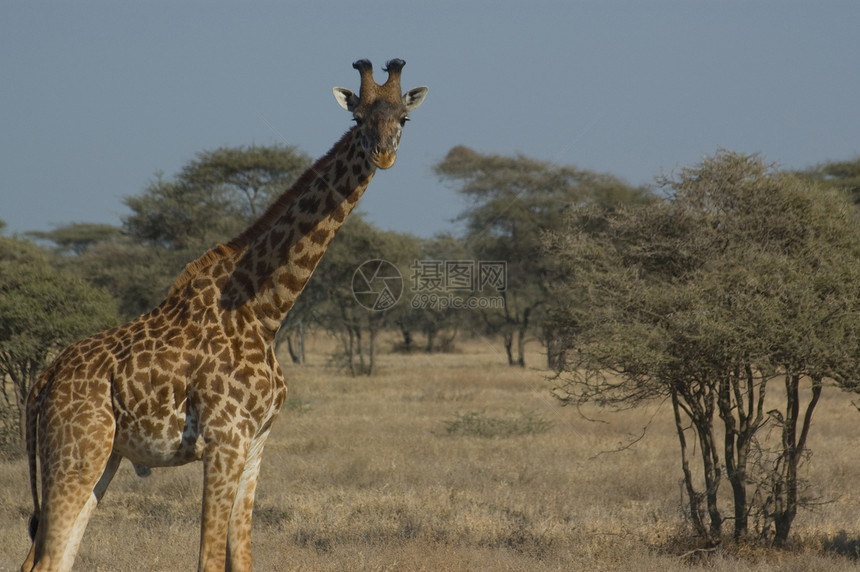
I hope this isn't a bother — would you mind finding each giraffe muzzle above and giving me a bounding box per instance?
[370,150,397,169]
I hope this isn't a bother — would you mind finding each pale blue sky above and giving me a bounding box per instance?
[2,1,859,238]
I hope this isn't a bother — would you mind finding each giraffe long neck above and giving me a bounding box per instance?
[210,128,375,335]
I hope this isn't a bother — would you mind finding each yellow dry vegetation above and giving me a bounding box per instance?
[2,334,859,570]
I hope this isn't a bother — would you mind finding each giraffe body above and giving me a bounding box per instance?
[21,59,426,572]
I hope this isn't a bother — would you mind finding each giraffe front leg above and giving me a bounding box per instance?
[226,429,272,571]
[198,443,248,572]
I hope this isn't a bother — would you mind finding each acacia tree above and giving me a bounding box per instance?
[396,233,474,353]
[31,224,170,320]
[27,223,122,256]
[545,152,860,545]
[436,145,650,367]
[299,214,421,375]
[802,156,860,203]
[121,145,311,319]
[0,236,119,455]
[32,145,313,321]
[123,144,311,251]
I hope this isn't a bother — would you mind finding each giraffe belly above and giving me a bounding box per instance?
[112,403,203,468]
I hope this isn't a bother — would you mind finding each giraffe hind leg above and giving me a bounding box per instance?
[24,447,120,571]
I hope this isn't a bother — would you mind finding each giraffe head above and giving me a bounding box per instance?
[333,59,428,169]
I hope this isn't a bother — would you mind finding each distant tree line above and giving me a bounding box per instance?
[2,141,860,548]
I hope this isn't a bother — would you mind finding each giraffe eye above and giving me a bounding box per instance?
[399,116,409,127]
[353,114,365,126]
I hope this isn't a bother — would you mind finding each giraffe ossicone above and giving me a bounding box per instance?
[333,58,427,169]
[21,58,426,572]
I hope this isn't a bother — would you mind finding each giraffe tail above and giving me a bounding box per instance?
[24,371,49,541]
[28,514,38,542]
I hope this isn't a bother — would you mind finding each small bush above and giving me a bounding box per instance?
[443,410,553,438]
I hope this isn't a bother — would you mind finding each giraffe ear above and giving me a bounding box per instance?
[333,88,360,112]
[403,87,428,112]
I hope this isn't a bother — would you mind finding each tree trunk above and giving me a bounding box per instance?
[296,321,306,363]
[544,326,566,372]
[515,327,526,367]
[354,326,366,375]
[695,416,723,541]
[285,321,306,365]
[438,327,458,353]
[346,327,356,377]
[515,307,531,367]
[773,371,799,545]
[672,382,722,544]
[399,324,413,352]
[671,388,710,540]
[367,325,377,376]
[773,373,822,545]
[719,373,747,540]
[424,328,436,353]
[503,331,514,366]
[718,365,765,540]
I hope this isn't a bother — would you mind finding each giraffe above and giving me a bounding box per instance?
[21,58,427,572]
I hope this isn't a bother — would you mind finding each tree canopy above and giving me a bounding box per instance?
[545,151,860,544]
[123,144,311,251]
[0,236,119,454]
[34,145,314,320]
[802,156,860,204]
[435,145,652,366]
[26,223,122,256]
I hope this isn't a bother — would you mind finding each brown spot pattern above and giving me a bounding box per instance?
[21,59,422,572]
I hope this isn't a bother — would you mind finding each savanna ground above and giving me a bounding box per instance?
[2,335,860,571]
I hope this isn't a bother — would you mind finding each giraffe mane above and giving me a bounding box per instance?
[166,130,349,296]
[167,244,237,295]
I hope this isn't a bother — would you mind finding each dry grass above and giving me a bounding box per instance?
[3,333,860,570]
